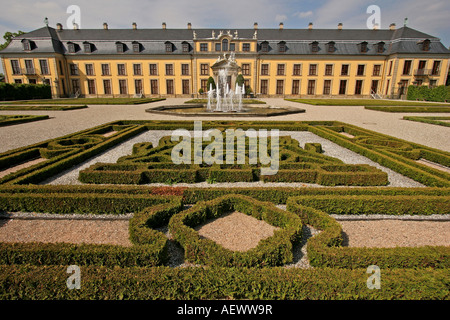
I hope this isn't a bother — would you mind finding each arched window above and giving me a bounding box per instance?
[222,39,228,51]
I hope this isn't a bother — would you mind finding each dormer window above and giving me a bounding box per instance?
[165,41,173,53]
[327,41,335,53]
[278,41,286,53]
[132,41,141,53]
[360,41,368,53]
[377,41,385,53]
[422,39,430,51]
[311,41,319,53]
[83,42,92,53]
[261,41,269,53]
[22,39,31,51]
[182,41,190,53]
[116,42,125,53]
[67,42,76,53]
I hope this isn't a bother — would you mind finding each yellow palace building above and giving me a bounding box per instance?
[1,21,449,99]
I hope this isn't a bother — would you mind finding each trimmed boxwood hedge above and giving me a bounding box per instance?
[286,197,450,269]
[169,194,302,267]
[0,265,449,300]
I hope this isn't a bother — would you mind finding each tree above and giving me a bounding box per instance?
[0,31,25,50]
[206,76,216,91]
[235,74,245,87]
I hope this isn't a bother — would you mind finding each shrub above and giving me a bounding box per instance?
[0,83,51,101]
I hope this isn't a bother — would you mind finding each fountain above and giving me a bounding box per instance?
[146,52,305,117]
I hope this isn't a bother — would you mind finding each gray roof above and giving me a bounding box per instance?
[1,25,449,56]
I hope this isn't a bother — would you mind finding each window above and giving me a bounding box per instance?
[132,42,141,53]
[59,61,64,75]
[278,41,286,53]
[230,43,235,51]
[182,79,190,94]
[360,41,368,53]
[429,80,437,87]
[377,42,385,53]
[385,80,390,95]
[418,60,426,70]
[119,80,127,95]
[277,64,285,76]
[327,41,335,53]
[72,79,81,94]
[357,65,365,76]
[85,64,94,76]
[42,79,50,85]
[24,60,34,74]
[276,80,284,95]
[181,64,189,76]
[103,80,111,95]
[432,61,441,75]
[200,64,209,76]
[311,41,319,53]
[39,60,49,75]
[68,43,76,53]
[341,64,349,76]
[14,79,22,84]
[355,80,363,95]
[70,64,79,76]
[201,79,208,93]
[339,80,347,95]
[200,43,208,51]
[371,80,379,93]
[309,64,317,76]
[165,64,174,75]
[28,79,37,84]
[133,64,142,76]
[261,64,269,76]
[307,80,315,95]
[323,80,331,95]
[293,64,301,76]
[261,42,269,52]
[117,64,126,76]
[422,39,430,51]
[149,64,158,76]
[388,61,393,76]
[87,79,96,95]
[325,64,333,76]
[242,43,250,52]
[292,80,300,95]
[135,79,143,94]
[165,42,173,53]
[116,42,124,53]
[222,39,228,51]
[182,43,189,53]
[84,43,92,53]
[11,60,21,74]
[22,40,31,51]
[402,60,412,75]
[242,64,251,76]
[373,65,381,76]
[101,64,110,76]
[215,43,221,51]
[260,80,268,95]
[151,80,159,95]
[166,79,174,94]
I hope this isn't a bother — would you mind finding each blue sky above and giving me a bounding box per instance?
[1,0,449,73]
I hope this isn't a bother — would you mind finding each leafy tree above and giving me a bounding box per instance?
[235,74,245,87]
[206,76,216,91]
[0,31,25,50]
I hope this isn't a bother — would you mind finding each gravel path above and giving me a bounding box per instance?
[43,130,424,188]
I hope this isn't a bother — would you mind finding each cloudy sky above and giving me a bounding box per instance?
[1,0,449,72]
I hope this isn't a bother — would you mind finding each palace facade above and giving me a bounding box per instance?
[1,22,449,99]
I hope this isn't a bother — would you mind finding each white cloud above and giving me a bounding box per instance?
[293,11,313,18]
[275,14,288,22]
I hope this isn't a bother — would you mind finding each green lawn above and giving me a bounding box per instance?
[185,98,266,104]
[365,106,450,113]
[0,105,87,111]
[286,98,450,107]
[0,98,165,105]
[403,116,450,127]
[0,115,49,127]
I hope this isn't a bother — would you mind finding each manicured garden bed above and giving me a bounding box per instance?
[0,98,165,105]
[0,115,49,127]
[286,98,450,107]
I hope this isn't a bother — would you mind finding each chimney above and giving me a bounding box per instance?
[73,22,79,30]
[132,22,137,30]
[162,22,166,30]
[338,23,343,30]
[279,22,284,30]
[389,23,396,30]
[56,23,63,31]
[373,23,379,30]
[254,22,258,30]
[308,22,313,30]
[187,22,192,30]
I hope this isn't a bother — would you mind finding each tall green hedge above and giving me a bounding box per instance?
[0,83,51,101]
[407,85,450,102]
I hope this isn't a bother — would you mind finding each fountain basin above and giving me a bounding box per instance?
[145,104,305,117]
